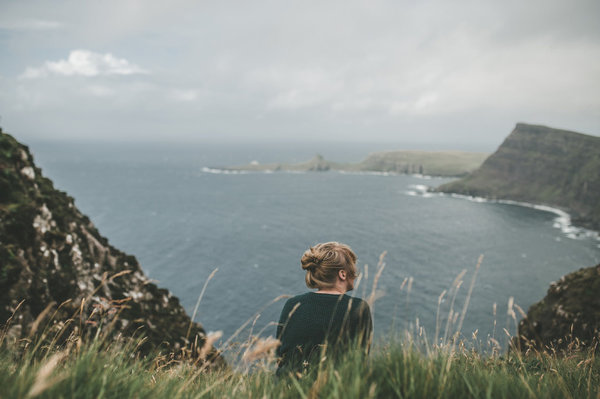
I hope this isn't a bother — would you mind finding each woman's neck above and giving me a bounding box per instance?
[316,288,346,295]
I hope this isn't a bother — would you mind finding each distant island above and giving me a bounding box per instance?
[224,150,489,177]
[437,123,600,231]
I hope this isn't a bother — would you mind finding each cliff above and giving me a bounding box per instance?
[515,264,600,352]
[438,123,600,230]
[226,150,488,177]
[0,129,222,364]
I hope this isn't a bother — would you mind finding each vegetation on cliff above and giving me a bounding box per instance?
[227,150,488,177]
[516,263,600,353]
[438,123,600,230]
[0,128,221,364]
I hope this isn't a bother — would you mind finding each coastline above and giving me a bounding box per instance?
[203,167,445,179]
[422,187,600,246]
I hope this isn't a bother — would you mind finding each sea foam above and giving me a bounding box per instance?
[444,193,599,244]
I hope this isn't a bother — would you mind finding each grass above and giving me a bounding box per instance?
[1,256,598,398]
[0,330,598,399]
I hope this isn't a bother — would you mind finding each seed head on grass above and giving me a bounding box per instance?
[199,331,223,360]
[26,351,67,398]
[242,336,281,363]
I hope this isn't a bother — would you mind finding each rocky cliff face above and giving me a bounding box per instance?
[438,123,600,230]
[515,264,600,352]
[0,129,221,364]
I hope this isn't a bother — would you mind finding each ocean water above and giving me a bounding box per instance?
[28,140,600,349]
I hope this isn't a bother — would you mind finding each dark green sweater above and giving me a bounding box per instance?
[276,292,372,373]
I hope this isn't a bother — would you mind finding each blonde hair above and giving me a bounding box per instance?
[301,242,358,289]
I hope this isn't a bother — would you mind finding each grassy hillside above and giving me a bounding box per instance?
[438,123,600,230]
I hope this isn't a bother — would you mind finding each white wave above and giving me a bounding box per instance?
[337,170,442,179]
[201,167,247,175]
[442,193,600,241]
[338,170,394,176]
[409,184,429,192]
[404,184,441,199]
[411,173,433,179]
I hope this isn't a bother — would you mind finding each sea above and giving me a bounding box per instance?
[27,139,600,350]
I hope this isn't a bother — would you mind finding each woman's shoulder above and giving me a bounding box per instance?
[282,292,313,308]
[345,295,371,314]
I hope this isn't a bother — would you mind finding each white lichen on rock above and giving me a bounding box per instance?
[20,166,35,180]
[70,243,83,267]
[32,204,53,233]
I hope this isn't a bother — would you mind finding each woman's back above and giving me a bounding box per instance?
[276,292,372,373]
[275,242,373,374]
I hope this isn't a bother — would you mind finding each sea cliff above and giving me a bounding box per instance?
[438,123,600,230]
[0,129,221,364]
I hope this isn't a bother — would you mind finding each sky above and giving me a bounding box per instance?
[0,0,599,150]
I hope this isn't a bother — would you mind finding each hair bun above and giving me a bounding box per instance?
[302,262,317,271]
[301,249,321,271]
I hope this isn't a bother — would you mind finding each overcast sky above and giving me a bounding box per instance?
[0,0,598,150]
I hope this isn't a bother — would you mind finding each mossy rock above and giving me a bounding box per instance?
[516,264,600,353]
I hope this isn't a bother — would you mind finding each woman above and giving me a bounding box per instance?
[276,242,373,374]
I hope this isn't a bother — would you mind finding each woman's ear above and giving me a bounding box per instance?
[338,269,347,281]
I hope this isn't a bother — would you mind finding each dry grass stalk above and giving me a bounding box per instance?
[199,330,223,360]
[308,369,328,399]
[442,269,466,346]
[399,277,408,290]
[187,267,219,339]
[434,290,448,345]
[454,255,483,338]
[222,294,289,350]
[241,336,281,363]
[26,351,67,398]
[1,299,26,344]
[367,251,387,309]
[108,270,132,281]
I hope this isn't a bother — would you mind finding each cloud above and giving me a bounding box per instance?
[0,19,62,30]
[20,50,149,79]
[168,89,198,102]
[86,85,115,97]
[2,0,599,144]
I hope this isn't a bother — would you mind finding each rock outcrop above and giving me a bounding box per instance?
[0,129,222,364]
[438,123,600,230]
[515,264,600,352]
